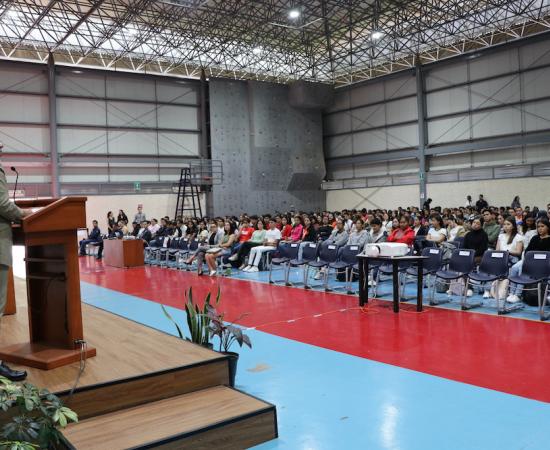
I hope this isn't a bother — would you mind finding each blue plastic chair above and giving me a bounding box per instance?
[306,244,340,290]
[431,248,475,305]
[509,251,550,320]
[400,247,443,300]
[287,242,319,287]
[327,245,362,294]
[464,250,509,311]
[269,242,299,284]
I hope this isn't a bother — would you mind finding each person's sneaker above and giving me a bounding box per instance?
[239,264,248,271]
[466,289,473,297]
[248,266,259,273]
[314,271,323,280]
[507,294,521,303]
[368,279,377,287]
[209,270,217,276]
[483,290,491,299]
[446,289,452,295]
[228,254,238,262]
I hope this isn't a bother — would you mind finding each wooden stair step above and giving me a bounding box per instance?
[61,385,277,450]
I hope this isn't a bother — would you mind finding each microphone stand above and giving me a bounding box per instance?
[10,167,19,202]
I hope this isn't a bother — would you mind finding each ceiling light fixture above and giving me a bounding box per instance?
[289,9,301,19]
[252,46,263,55]
[7,9,20,19]
[371,31,383,40]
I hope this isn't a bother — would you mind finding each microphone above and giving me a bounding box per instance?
[10,167,19,202]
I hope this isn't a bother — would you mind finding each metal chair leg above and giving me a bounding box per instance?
[324,267,331,292]
[284,264,292,286]
[304,266,310,289]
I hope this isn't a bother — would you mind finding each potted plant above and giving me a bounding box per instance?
[162,287,219,348]
[206,305,252,387]
[0,376,78,450]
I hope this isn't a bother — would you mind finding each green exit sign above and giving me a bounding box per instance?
[134,181,141,191]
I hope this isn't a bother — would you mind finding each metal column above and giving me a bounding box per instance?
[415,59,427,207]
[199,68,213,217]
[47,53,60,198]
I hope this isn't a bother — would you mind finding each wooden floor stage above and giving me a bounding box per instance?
[1,278,277,449]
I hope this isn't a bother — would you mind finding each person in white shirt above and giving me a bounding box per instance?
[425,215,447,247]
[148,218,160,236]
[243,219,282,272]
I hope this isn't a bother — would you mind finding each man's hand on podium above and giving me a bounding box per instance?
[20,208,34,218]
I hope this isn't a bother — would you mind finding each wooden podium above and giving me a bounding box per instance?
[0,197,96,370]
[5,267,16,315]
[104,239,145,268]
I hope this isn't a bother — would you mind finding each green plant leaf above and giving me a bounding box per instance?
[160,305,184,339]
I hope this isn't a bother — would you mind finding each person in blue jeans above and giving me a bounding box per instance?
[79,220,101,256]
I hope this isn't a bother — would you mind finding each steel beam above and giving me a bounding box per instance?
[415,59,427,207]
[326,148,418,169]
[47,53,60,198]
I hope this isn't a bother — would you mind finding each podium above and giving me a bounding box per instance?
[5,267,16,315]
[0,197,96,370]
[104,239,145,268]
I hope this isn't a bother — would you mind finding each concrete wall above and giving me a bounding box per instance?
[209,79,326,216]
[326,176,550,210]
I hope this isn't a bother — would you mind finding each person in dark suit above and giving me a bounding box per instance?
[137,220,152,244]
[95,224,124,260]
[79,220,101,256]
[0,142,30,381]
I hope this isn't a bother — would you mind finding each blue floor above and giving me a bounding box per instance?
[81,281,550,450]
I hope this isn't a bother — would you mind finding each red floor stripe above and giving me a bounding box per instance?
[80,258,550,403]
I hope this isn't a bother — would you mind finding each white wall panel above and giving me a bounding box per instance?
[523,99,550,132]
[350,82,384,108]
[388,159,418,174]
[157,105,199,130]
[428,116,470,144]
[328,166,354,180]
[519,39,550,69]
[107,130,158,155]
[426,87,468,117]
[60,167,109,183]
[156,81,198,105]
[351,104,385,130]
[0,125,49,153]
[57,97,107,126]
[58,128,107,154]
[57,73,106,97]
[108,167,159,182]
[326,184,419,210]
[324,112,352,135]
[425,62,468,91]
[354,162,388,178]
[325,135,352,158]
[158,132,200,156]
[353,129,387,153]
[470,75,520,109]
[522,67,550,100]
[471,107,522,138]
[386,97,417,124]
[0,65,47,93]
[106,76,155,101]
[387,124,417,149]
[429,153,471,171]
[384,75,416,99]
[524,144,550,163]
[469,48,518,80]
[472,148,522,167]
[107,101,157,128]
[0,94,48,123]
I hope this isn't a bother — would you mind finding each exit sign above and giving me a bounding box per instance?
[134,182,141,191]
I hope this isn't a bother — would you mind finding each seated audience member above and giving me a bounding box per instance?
[522,215,537,247]
[424,215,447,247]
[387,216,415,246]
[185,222,225,275]
[412,216,428,236]
[197,222,208,242]
[496,217,524,264]
[79,220,102,256]
[297,216,318,258]
[463,216,489,263]
[156,218,169,237]
[229,220,267,268]
[482,209,500,248]
[131,221,140,237]
[137,220,152,243]
[204,222,237,275]
[365,218,387,245]
[243,219,282,272]
[280,216,293,240]
[514,207,524,227]
[285,215,303,243]
[177,219,187,237]
[347,219,369,248]
[230,218,254,255]
[447,216,466,242]
[507,217,550,303]
[148,218,160,236]
[323,219,349,248]
[118,220,129,236]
